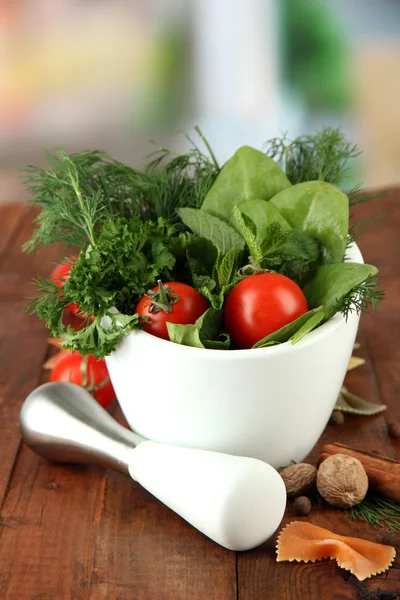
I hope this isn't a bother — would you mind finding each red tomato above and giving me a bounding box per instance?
[224,273,308,349]
[135,281,208,341]
[50,351,116,408]
[51,261,80,316]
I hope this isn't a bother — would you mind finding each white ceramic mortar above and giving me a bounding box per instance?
[106,244,362,468]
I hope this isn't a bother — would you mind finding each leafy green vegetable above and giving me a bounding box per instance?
[304,263,379,320]
[265,127,359,186]
[263,230,321,286]
[22,129,219,251]
[178,207,244,254]
[201,146,291,222]
[167,307,230,350]
[270,181,348,264]
[290,311,325,344]
[252,307,325,348]
[239,199,292,240]
[232,206,263,263]
[23,126,384,357]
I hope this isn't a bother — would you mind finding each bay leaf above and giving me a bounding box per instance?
[335,386,387,415]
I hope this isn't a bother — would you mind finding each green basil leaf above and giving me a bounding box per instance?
[290,311,324,344]
[178,207,244,254]
[270,181,348,264]
[202,146,291,222]
[252,307,325,348]
[304,263,378,320]
[240,199,291,240]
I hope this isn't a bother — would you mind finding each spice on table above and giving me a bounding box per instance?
[317,454,368,508]
[330,410,345,426]
[276,521,396,581]
[279,463,317,498]
[294,496,312,516]
[319,442,400,503]
[388,421,400,439]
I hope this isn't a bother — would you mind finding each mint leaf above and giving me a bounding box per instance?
[178,207,244,254]
[259,221,291,256]
[216,247,240,287]
[232,206,263,263]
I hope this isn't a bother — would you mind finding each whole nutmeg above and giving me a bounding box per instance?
[317,454,368,508]
[279,463,317,498]
[294,496,312,516]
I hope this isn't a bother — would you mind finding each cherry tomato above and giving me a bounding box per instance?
[51,261,80,316]
[50,351,116,408]
[135,281,208,341]
[224,273,308,349]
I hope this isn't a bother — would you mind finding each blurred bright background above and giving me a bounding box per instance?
[1,0,400,204]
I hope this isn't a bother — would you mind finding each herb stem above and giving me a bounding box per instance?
[194,125,220,171]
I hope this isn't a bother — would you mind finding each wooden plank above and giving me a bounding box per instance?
[237,339,399,600]
[0,206,63,300]
[0,204,26,258]
[87,465,236,600]
[0,205,237,600]
[237,188,400,599]
[351,188,400,461]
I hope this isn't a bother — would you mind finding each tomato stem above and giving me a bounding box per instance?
[147,280,179,314]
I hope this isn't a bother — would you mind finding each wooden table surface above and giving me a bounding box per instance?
[0,194,399,600]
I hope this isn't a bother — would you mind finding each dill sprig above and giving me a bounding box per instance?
[22,128,219,252]
[349,497,400,534]
[265,127,360,186]
[339,275,385,320]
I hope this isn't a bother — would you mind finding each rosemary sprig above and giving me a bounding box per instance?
[339,275,385,320]
[265,127,360,186]
[349,497,400,534]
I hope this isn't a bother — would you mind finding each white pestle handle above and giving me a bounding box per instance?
[129,441,286,551]
[20,382,286,551]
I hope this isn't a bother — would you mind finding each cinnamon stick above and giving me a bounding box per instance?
[319,442,400,503]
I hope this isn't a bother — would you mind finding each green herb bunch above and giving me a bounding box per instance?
[25,127,384,357]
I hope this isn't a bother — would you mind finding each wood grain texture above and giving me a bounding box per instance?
[0,205,237,600]
[0,196,400,600]
[237,188,400,600]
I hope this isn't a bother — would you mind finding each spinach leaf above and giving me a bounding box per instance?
[202,146,291,222]
[290,311,325,344]
[269,181,348,264]
[240,199,291,240]
[304,262,378,320]
[167,307,230,349]
[178,207,244,254]
[252,307,325,348]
